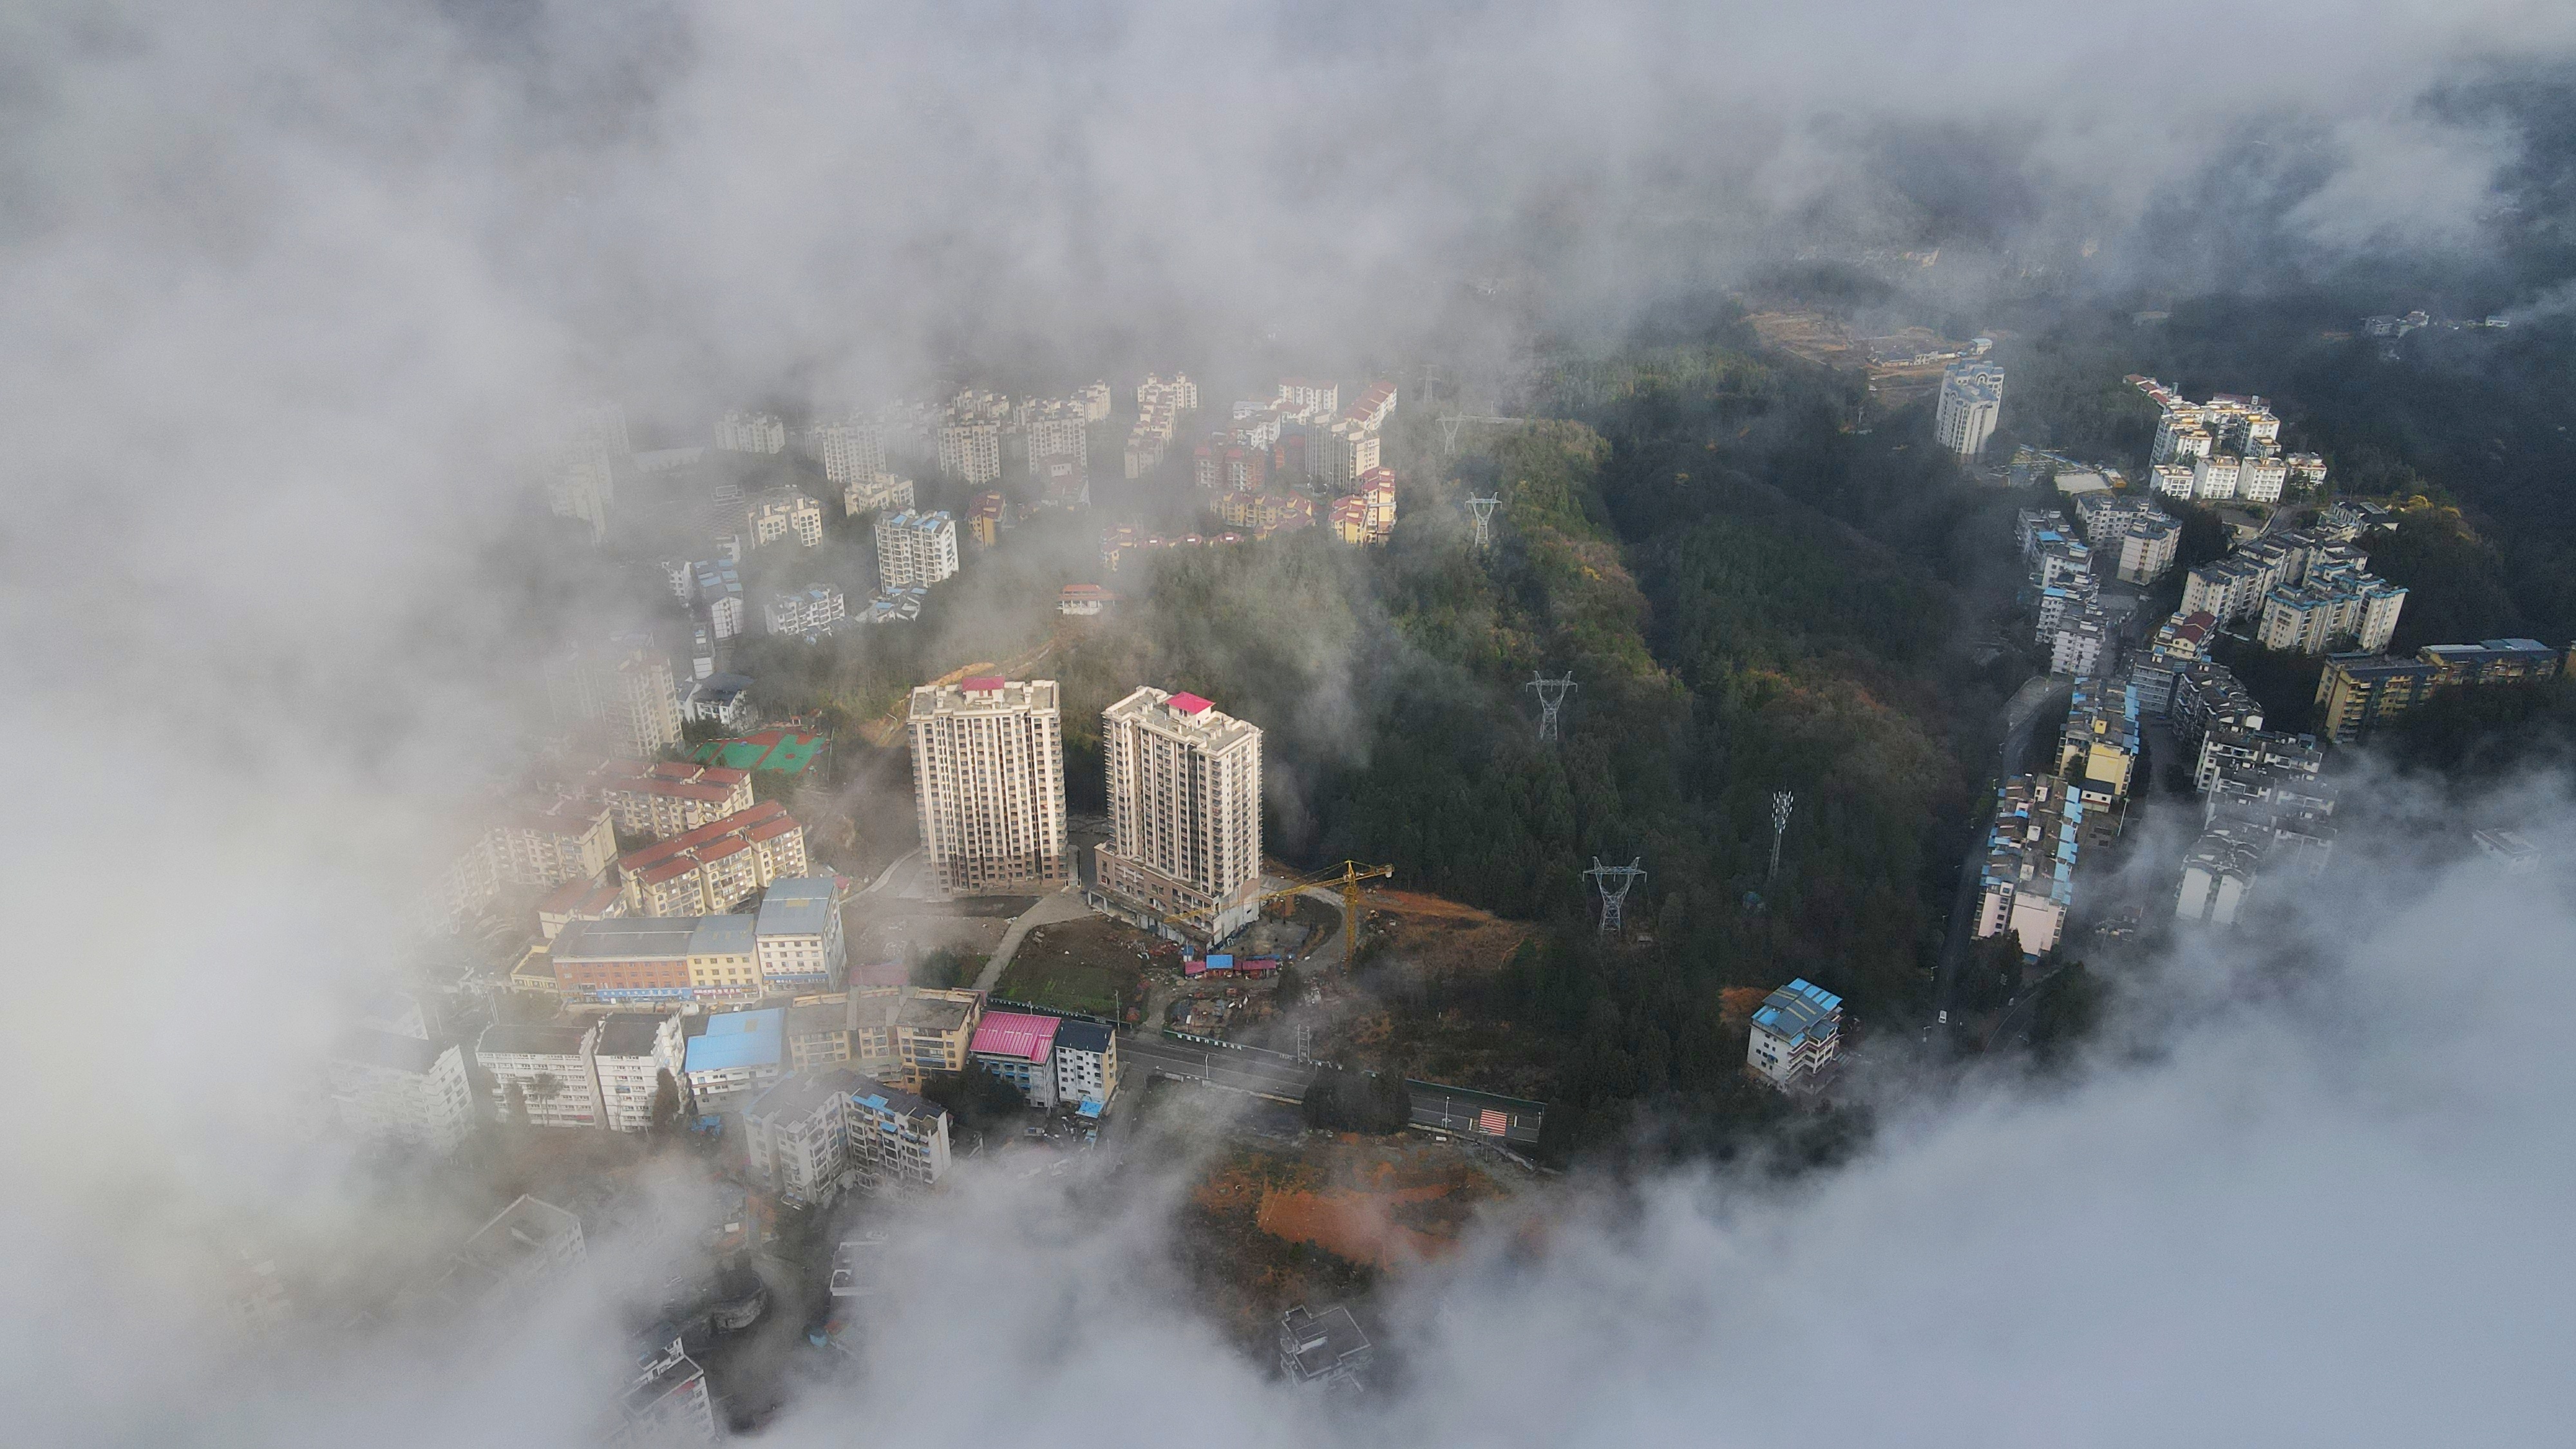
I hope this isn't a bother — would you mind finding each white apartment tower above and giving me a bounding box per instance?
[716,411,788,454]
[1094,687,1264,941]
[1935,363,2005,458]
[813,417,886,484]
[875,510,960,589]
[907,677,1069,895]
[937,419,1003,486]
[551,404,628,541]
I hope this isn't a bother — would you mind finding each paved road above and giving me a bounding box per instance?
[1119,1032,1314,1101]
[970,886,1095,994]
[1928,673,2065,1045]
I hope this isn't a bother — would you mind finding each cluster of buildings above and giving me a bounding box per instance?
[2177,521,2405,657]
[2128,376,2326,505]
[1188,378,1403,545]
[2016,507,2116,678]
[1126,374,1199,477]
[1975,673,2151,956]
[1099,524,1250,573]
[922,384,1112,507]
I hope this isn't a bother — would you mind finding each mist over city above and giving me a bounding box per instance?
[7,3,2576,1444]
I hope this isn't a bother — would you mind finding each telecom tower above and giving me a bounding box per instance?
[1466,495,1499,549]
[1524,674,1577,741]
[1585,857,1647,934]
[1768,790,1795,882]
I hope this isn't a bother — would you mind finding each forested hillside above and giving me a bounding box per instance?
[1057,339,2021,1151]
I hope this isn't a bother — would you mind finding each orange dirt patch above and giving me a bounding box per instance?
[1719,986,1770,1023]
[1256,1186,1454,1269]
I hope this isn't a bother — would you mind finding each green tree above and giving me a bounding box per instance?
[649,1068,683,1138]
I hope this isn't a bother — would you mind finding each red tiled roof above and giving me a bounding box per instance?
[1168,692,1213,715]
[637,858,698,886]
[744,816,802,844]
[961,676,1005,692]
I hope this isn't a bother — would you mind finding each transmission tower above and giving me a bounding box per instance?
[1525,673,1577,741]
[1437,414,1530,457]
[1768,790,1795,882]
[1585,857,1647,934]
[1466,495,1499,549]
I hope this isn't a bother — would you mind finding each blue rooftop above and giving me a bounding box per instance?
[685,1008,785,1073]
[756,876,837,939]
[1750,978,1842,1045]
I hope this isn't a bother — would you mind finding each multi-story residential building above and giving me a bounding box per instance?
[849,986,982,1086]
[1747,979,1843,1086]
[1934,362,2004,457]
[1138,373,1199,416]
[1025,398,1090,478]
[326,1030,475,1156]
[549,642,685,759]
[611,1338,717,1447]
[2016,507,2074,556]
[1126,374,1198,478]
[589,758,756,840]
[936,417,1002,486]
[744,490,824,549]
[423,794,621,933]
[969,1010,1059,1108]
[2313,653,2438,745]
[2418,638,2565,688]
[2193,724,2323,795]
[2171,661,2264,748]
[2255,565,2406,655]
[875,509,960,590]
[475,1021,605,1128]
[1094,687,1265,942]
[688,558,746,639]
[618,801,808,917]
[2049,608,2111,678]
[1051,1019,1119,1109]
[682,1007,788,1111]
[842,470,916,517]
[683,914,762,1005]
[2239,454,2289,503]
[785,999,853,1074]
[743,1072,854,1204]
[812,417,885,484]
[1279,1304,1374,1388]
[1315,417,1383,491]
[550,403,628,541]
[536,873,630,941]
[2175,821,2266,927]
[2109,516,2180,583]
[1275,377,1340,419]
[592,1012,688,1132]
[844,1075,952,1189]
[2058,674,2143,817]
[444,1195,587,1316]
[907,676,1068,896]
[1341,380,1399,431]
[2189,453,2242,502]
[2151,463,2196,499]
[2285,453,2329,491]
[715,411,788,454]
[965,491,1006,547]
[764,585,847,638]
[1217,488,1316,536]
[755,876,845,992]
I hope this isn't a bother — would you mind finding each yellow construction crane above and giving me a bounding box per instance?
[1172,859,1395,972]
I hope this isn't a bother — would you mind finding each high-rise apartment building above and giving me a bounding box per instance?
[842,471,916,517]
[875,510,960,589]
[327,1029,475,1156]
[715,411,787,454]
[812,417,885,484]
[936,418,1002,486]
[549,643,685,759]
[550,403,629,541]
[1095,687,1264,941]
[907,677,1068,895]
[1935,363,2005,457]
[474,1021,605,1128]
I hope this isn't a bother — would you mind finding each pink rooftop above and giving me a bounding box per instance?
[1168,692,1213,715]
[961,676,1006,692]
[971,1011,1059,1063]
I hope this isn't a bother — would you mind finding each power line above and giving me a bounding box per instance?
[1584,857,1647,934]
[1524,673,1577,742]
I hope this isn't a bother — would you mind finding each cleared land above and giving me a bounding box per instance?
[993,915,1168,1016]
